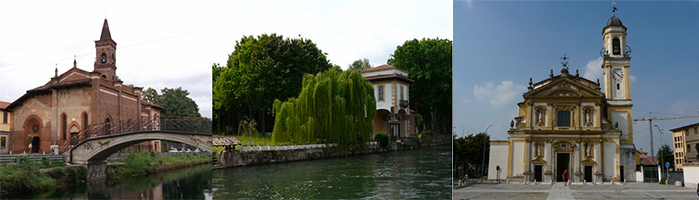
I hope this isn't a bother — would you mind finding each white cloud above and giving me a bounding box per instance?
[630,75,637,83]
[582,57,604,81]
[473,81,527,106]
[670,100,689,115]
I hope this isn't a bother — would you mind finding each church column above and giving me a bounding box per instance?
[577,103,582,130]
[524,138,532,182]
[575,139,582,182]
[595,138,603,183]
[528,102,534,129]
[545,139,553,182]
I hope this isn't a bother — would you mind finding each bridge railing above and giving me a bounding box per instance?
[59,116,211,154]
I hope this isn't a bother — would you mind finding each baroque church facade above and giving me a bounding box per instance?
[488,12,636,183]
[4,19,162,155]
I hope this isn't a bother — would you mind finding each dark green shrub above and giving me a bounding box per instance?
[123,152,155,175]
[376,132,390,148]
[66,167,87,184]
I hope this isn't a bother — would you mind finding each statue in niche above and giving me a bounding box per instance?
[583,107,594,127]
[585,142,592,157]
[535,107,546,126]
[535,141,543,157]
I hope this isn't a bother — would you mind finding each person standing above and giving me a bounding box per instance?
[562,170,568,186]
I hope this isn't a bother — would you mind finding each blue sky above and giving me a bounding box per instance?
[453,1,699,155]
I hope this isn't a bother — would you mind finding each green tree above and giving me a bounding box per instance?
[387,38,452,134]
[453,132,490,177]
[142,87,159,104]
[144,87,201,118]
[657,144,674,169]
[348,58,372,71]
[213,34,333,135]
[272,68,376,145]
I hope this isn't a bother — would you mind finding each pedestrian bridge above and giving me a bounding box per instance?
[58,117,212,179]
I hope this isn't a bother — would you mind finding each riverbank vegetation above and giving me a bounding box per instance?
[272,68,376,145]
[109,152,210,177]
[0,157,80,196]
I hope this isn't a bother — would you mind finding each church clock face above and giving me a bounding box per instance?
[612,68,624,81]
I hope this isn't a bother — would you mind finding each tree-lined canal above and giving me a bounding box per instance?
[212,145,451,199]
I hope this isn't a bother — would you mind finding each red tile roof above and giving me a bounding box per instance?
[362,64,396,73]
[0,101,10,110]
[364,74,414,83]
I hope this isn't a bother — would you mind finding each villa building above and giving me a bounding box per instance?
[361,65,415,139]
[1,101,11,154]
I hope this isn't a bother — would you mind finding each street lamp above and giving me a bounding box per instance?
[655,125,668,183]
[481,123,494,182]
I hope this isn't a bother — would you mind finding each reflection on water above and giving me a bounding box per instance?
[213,145,451,199]
[24,164,212,199]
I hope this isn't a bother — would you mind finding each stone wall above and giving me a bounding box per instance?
[683,164,699,189]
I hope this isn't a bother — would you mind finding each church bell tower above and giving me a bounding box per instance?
[601,8,633,144]
[94,19,117,81]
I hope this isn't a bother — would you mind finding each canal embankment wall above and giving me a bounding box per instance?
[216,134,450,168]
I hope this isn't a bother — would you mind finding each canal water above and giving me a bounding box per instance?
[17,164,212,199]
[212,145,451,199]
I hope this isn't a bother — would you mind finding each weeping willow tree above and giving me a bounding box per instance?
[272,68,376,145]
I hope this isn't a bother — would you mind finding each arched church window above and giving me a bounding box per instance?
[104,118,112,135]
[612,38,621,55]
[82,113,88,130]
[61,114,67,140]
[100,53,107,64]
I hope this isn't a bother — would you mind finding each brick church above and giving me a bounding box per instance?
[4,19,162,154]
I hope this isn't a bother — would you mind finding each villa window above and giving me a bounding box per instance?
[688,144,692,153]
[378,85,384,101]
[557,111,571,127]
[0,136,6,150]
[2,112,6,124]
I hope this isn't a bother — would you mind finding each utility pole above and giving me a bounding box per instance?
[481,123,493,182]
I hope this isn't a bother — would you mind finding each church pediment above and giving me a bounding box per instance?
[525,76,603,98]
[58,67,91,83]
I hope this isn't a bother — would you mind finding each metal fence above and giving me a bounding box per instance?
[0,154,66,164]
[58,116,211,154]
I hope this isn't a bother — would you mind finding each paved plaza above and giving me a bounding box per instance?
[453,182,699,200]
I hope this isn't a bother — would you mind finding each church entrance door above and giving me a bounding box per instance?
[31,137,40,153]
[584,165,593,182]
[556,153,570,182]
[534,165,543,182]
